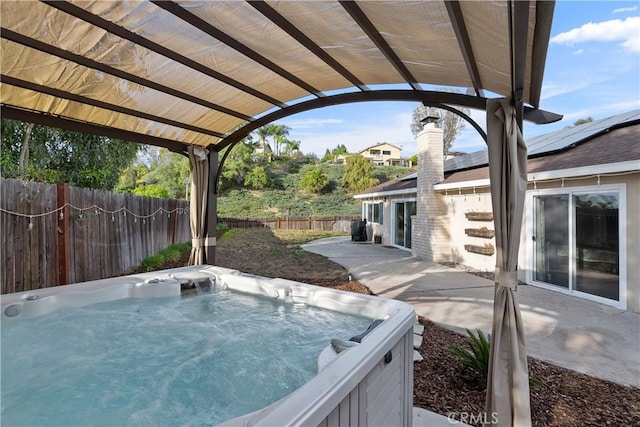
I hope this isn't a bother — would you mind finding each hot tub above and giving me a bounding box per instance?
[1,265,415,426]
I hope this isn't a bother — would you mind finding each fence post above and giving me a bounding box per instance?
[57,183,70,285]
[171,199,178,244]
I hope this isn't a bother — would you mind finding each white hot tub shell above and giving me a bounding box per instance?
[1,265,415,426]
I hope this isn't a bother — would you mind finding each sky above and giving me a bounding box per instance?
[276,1,640,158]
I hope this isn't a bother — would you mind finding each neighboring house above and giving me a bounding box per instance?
[254,142,272,157]
[359,142,405,166]
[355,110,640,313]
[329,154,350,165]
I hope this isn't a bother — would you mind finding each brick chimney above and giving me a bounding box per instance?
[412,119,450,261]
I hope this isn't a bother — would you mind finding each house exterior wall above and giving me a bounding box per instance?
[355,116,638,312]
[435,171,639,313]
[360,194,417,246]
[443,191,496,272]
[360,143,402,166]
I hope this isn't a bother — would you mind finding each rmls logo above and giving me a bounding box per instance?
[447,412,499,425]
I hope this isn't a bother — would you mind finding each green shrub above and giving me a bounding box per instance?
[300,167,330,194]
[216,223,228,234]
[447,328,491,385]
[140,254,166,272]
[244,166,271,189]
[447,328,541,389]
[138,242,192,271]
[219,229,238,241]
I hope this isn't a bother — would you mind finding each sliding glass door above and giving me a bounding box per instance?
[394,202,405,247]
[532,190,621,304]
[574,194,620,300]
[534,195,569,288]
[393,200,416,249]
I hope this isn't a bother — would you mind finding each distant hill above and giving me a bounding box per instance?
[217,161,415,218]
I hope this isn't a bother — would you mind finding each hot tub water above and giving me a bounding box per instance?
[1,290,371,426]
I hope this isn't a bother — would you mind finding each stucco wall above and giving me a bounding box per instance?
[626,174,640,313]
[520,173,639,313]
[443,191,497,272]
[437,172,639,313]
[361,194,417,247]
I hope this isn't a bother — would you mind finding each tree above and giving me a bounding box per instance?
[333,144,348,157]
[254,125,272,156]
[1,118,139,190]
[281,138,300,156]
[573,117,594,126]
[115,163,151,194]
[273,133,288,158]
[134,149,190,199]
[133,184,170,198]
[409,103,469,157]
[341,155,379,193]
[322,144,348,162]
[300,167,330,194]
[269,124,291,156]
[218,140,256,191]
[18,123,34,174]
[244,166,271,189]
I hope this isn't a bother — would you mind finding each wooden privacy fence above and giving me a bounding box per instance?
[218,215,361,231]
[1,178,190,294]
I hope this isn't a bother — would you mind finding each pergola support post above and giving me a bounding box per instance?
[204,149,218,265]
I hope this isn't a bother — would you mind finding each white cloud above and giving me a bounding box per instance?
[541,79,594,100]
[282,118,343,129]
[613,6,638,14]
[550,16,640,52]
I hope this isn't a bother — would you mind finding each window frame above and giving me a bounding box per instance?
[525,183,627,309]
[363,201,384,224]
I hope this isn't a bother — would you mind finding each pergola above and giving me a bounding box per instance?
[1,2,561,425]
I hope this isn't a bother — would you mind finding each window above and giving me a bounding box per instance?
[363,202,383,224]
[382,150,391,155]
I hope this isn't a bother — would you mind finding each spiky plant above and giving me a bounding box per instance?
[446,328,491,385]
[447,328,541,389]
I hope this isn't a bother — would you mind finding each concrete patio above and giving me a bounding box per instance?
[303,236,640,388]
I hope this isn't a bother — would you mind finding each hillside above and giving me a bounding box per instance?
[217,161,414,218]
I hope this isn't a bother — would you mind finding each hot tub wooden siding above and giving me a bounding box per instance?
[318,329,414,427]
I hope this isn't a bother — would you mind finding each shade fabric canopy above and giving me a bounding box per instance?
[1,0,559,154]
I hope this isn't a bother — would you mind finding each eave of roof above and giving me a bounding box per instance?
[354,174,417,199]
[359,142,403,153]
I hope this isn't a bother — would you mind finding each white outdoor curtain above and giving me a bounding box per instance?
[485,97,531,426]
[187,146,209,265]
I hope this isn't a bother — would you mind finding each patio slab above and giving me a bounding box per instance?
[303,236,640,388]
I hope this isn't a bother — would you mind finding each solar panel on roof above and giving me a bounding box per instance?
[444,110,639,173]
[399,172,417,180]
[527,110,639,155]
[445,150,488,172]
